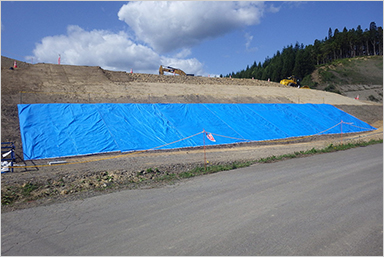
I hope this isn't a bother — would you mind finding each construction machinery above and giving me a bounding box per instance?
[159,65,193,76]
[280,76,300,87]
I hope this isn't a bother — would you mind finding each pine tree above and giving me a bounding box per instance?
[355,25,364,56]
[328,27,333,41]
[370,22,378,55]
[378,27,383,55]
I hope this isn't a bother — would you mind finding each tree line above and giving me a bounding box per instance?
[224,22,383,82]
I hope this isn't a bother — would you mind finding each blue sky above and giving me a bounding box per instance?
[1,1,383,77]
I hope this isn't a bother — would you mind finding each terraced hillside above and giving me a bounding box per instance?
[1,56,382,158]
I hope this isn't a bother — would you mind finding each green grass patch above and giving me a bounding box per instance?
[154,173,177,182]
[156,139,382,182]
[22,183,39,196]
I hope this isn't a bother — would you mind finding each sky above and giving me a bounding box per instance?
[1,1,383,77]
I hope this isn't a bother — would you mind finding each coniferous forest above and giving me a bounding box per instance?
[224,22,383,83]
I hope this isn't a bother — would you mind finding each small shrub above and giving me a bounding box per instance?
[22,183,39,196]
[368,95,380,102]
[2,189,19,205]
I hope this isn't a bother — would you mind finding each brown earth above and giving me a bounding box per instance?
[1,56,383,211]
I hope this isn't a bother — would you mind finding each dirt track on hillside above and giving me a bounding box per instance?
[1,56,382,210]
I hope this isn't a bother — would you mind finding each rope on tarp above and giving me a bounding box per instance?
[7,120,376,170]
[7,131,205,169]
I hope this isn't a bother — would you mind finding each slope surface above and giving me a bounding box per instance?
[18,103,376,160]
[3,56,382,160]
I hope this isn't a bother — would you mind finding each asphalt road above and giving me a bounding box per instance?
[2,144,382,255]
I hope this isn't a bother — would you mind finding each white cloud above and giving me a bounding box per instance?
[244,32,258,52]
[268,4,281,13]
[174,48,192,59]
[118,1,267,53]
[31,2,277,75]
[31,25,204,74]
[244,32,253,49]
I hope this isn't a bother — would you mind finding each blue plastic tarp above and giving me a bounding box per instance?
[18,103,376,160]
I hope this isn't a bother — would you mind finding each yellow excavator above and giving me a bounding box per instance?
[159,65,194,76]
[280,76,310,89]
[280,75,300,87]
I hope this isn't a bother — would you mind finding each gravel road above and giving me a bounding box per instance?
[2,144,382,255]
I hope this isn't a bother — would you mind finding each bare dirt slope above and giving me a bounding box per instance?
[1,56,382,210]
[2,56,381,155]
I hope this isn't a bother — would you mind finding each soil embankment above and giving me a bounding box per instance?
[2,57,381,156]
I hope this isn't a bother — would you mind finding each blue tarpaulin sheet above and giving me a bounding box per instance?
[18,103,376,160]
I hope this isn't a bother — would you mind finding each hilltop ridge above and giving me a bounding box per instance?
[1,56,283,90]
